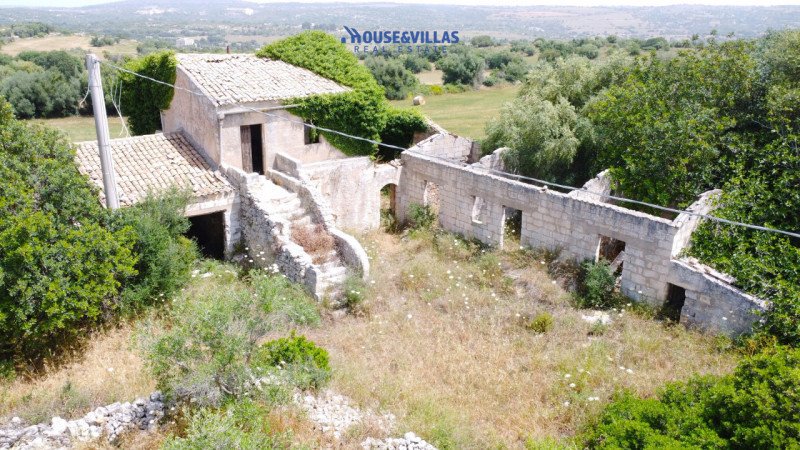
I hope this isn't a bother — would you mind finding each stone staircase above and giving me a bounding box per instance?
[244,174,350,300]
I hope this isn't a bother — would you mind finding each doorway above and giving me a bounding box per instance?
[187,212,226,260]
[241,124,264,175]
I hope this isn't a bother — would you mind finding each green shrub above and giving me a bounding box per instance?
[139,272,318,405]
[120,50,176,135]
[438,47,485,86]
[402,53,431,73]
[365,56,418,100]
[253,273,321,326]
[161,405,290,450]
[407,203,437,230]
[583,346,800,449]
[527,312,554,333]
[251,332,331,389]
[0,102,136,361]
[113,189,197,312]
[378,107,428,160]
[258,31,387,156]
[575,260,618,309]
[342,275,368,314]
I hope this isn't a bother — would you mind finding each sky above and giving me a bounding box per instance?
[3,0,800,6]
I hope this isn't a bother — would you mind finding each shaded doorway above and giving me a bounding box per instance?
[187,212,226,260]
[241,124,264,175]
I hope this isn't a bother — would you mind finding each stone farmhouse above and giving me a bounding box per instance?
[75,53,766,337]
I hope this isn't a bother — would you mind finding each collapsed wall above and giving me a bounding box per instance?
[396,135,766,336]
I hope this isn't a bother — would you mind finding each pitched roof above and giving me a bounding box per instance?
[177,53,349,106]
[75,132,233,207]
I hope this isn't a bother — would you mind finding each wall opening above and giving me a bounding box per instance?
[502,207,522,248]
[471,196,485,224]
[187,211,226,260]
[380,183,398,231]
[240,124,264,174]
[423,181,441,217]
[597,235,626,276]
[304,122,320,145]
[661,283,687,323]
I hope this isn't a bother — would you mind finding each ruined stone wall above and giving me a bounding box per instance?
[395,147,766,335]
[668,259,766,335]
[301,157,401,232]
[398,151,676,306]
[222,167,320,294]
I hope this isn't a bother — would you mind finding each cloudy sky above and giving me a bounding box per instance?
[2,0,800,6]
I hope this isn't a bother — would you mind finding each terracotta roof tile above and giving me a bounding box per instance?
[75,132,233,207]
[177,53,349,106]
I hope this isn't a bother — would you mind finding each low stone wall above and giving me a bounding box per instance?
[669,259,766,335]
[301,157,401,232]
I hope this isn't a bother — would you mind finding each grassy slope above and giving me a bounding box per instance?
[0,35,138,58]
[304,229,738,448]
[27,116,127,142]
[390,85,520,140]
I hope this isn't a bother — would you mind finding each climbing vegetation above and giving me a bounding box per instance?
[120,50,176,135]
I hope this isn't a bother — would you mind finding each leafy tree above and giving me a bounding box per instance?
[484,94,580,183]
[365,56,418,100]
[16,50,83,79]
[575,43,599,59]
[402,53,431,73]
[120,50,176,135]
[0,100,136,361]
[437,46,485,86]
[586,42,760,209]
[2,70,82,118]
[499,59,529,82]
[485,50,515,69]
[470,35,495,47]
[510,39,536,56]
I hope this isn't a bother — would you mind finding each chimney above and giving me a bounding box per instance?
[226,45,230,54]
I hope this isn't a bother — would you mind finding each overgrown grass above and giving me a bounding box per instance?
[26,116,128,142]
[305,229,740,448]
[389,84,520,139]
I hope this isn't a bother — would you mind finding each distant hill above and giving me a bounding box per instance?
[1,1,799,41]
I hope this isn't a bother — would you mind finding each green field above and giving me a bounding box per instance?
[27,116,128,142]
[391,84,520,140]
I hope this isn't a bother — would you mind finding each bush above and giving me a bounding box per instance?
[162,404,291,450]
[378,107,428,160]
[583,346,800,449]
[471,35,495,47]
[438,48,485,86]
[0,102,136,361]
[139,271,319,405]
[1,69,82,118]
[341,275,368,314]
[402,53,431,73]
[251,332,331,389]
[407,203,437,230]
[113,190,197,312]
[527,312,554,333]
[258,31,387,156]
[365,56,418,100]
[120,50,176,135]
[575,260,618,309]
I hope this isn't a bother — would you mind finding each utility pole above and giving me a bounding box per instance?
[85,53,120,210]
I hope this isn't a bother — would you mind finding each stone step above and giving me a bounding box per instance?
[319,266,348,282]
[317,259,343,272]
[291,215,313,228]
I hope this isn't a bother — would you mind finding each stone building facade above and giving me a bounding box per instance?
[75,52,766,335]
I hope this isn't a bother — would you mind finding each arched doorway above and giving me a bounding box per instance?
[380,183,398,231]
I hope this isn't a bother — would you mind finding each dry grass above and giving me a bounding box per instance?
[26,116,128,143]
[0,35,138,57]
[0,324,156,425]
[292,223,336,264]
[303,229,739,448]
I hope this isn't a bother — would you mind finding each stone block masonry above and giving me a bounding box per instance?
[396,139,767,336]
